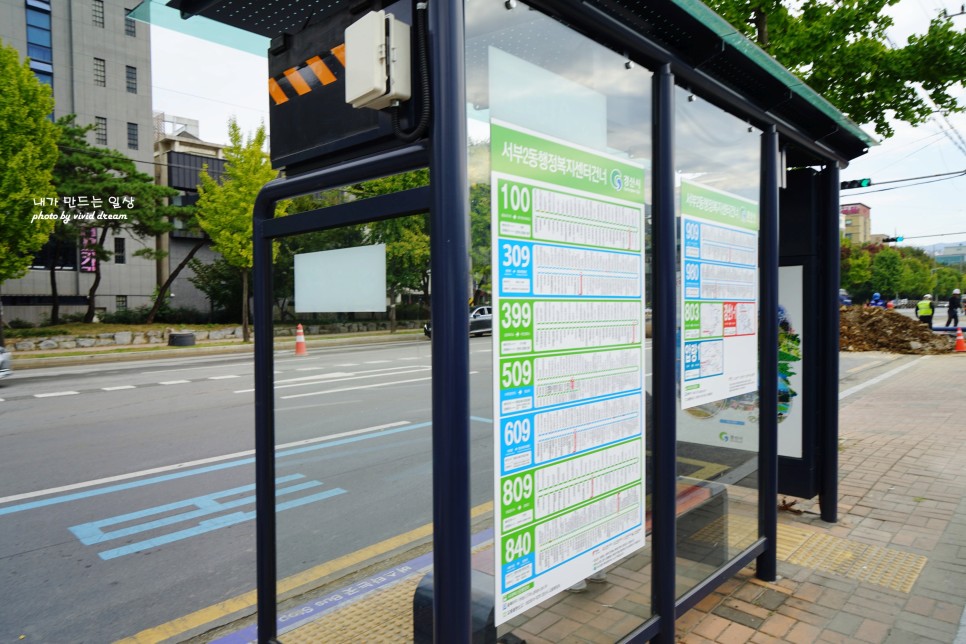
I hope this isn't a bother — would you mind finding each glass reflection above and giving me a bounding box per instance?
[467,0,654,640]
[675,87,762,599]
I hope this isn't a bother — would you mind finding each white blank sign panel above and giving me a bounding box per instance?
[294,244,386,312]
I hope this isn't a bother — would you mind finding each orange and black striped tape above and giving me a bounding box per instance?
[269,44,346,106]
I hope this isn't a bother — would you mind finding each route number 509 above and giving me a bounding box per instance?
[501,359,533,389]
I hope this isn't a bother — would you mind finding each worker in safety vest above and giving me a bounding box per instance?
[916,294,934,328]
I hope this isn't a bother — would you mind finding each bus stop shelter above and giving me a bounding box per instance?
[161,0,874,641]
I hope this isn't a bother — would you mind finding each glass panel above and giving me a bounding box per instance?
[467,1,654,641]
[272,186,436,640]
[674,87,762,598]
[26,25,51,47]
[26,8,50,28]
[28,44,52,64]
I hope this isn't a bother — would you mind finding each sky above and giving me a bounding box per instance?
[148,0,966,250]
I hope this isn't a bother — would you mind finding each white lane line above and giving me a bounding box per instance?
[364,360,391,364]
[294,367,327,371]
[839,356,925,400]
[0,421,411,506]
[234,366,431,394]
[281,376,434,400]
[274,372,353,384]
[159,380,191,385]
[35,391,80,398]
[397,357,419,361]
[333,363,359,367]
[209,375,240,380]
[103,385,136,391]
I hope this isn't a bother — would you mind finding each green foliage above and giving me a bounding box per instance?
[870,246,902,296]
[705,0,966,137]
[470,183,492,300]
[841,245,873,299]
[354,170,432,299]
[196,119,283,270]
[0,41,58,283]
[934,267,962,298]
[899,257,934,298]
[195,119,285,339]
[188,257,244,321]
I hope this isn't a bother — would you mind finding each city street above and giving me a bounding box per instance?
[0,340,915,642]
[0,338,493,642]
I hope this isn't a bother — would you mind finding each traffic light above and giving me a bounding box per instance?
[840,178,872,189]
[882,236,904,242]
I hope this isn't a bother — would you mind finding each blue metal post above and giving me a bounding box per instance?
[651,63,677,643]
[429,0,472,641]
[756,126,779,581]
[252,196,279,644]
[820,165,840,524]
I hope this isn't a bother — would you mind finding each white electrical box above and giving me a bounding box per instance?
[345,10,411,110]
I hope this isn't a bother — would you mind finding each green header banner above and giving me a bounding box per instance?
[491,122,644,202]
[681,181,759,231]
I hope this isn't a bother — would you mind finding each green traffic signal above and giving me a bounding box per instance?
[840,178,872,189]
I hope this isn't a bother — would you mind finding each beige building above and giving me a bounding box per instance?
[841,203,871,244]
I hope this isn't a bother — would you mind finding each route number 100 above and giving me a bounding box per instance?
[500,182,531,214]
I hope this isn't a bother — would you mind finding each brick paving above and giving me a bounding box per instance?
[676,353,966,644]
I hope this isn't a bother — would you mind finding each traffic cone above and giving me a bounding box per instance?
[295,323,307,356]
[955,327,966,353]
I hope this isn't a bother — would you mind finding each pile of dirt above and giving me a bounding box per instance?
[840,306,954,354]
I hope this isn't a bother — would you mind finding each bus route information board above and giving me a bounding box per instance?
[490,120,647,624]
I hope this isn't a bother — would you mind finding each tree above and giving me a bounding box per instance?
[357,170,432,331]
[50,115,178,323]
[870,246,903,297]
[705,0,966,137]
[469,183,492,305]
[934,266,962,298]
[898,257,934,299]
[0,41,58,345]
[841,243,872,300]
[196,119,284,341]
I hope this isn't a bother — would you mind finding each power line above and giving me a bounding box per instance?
[847,169,966,194]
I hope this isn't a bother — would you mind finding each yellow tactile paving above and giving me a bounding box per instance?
[784,532,927,593]
[684,513,926,594]
[282,577,420,643]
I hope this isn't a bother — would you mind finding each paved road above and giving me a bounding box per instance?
[0,338,497,642]
[0,340,903,642]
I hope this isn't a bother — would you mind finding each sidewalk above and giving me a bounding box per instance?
[234,352,966,644]
[675,352,966,643]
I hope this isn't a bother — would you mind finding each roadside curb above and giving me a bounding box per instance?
[9,332,428,370]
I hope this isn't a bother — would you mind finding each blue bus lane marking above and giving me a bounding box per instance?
[69,474,346,560]
[0,421,429,517]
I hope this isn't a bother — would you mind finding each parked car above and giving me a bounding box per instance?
[839,289,852,306]
[423,306,493,338]
[0,346,12,382]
